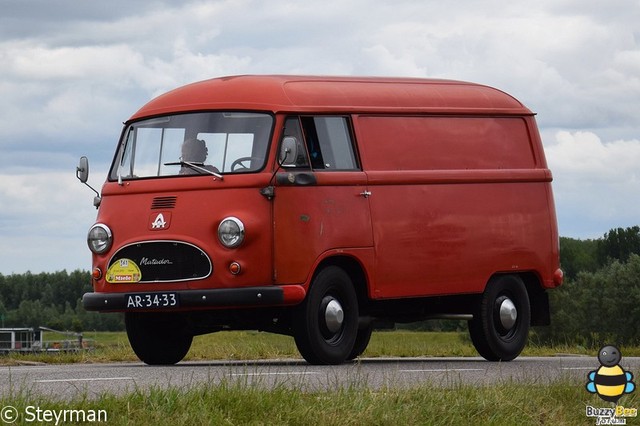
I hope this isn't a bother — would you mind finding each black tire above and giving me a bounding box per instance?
[293,266,359,365]
[346,325,373,361]
[125,312,193,365]
[468,275,530,361]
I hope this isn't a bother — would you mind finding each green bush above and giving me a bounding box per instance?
[538,254,640,347]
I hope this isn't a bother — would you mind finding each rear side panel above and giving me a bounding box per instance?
[355,114,558,298]
[365,176,553,297]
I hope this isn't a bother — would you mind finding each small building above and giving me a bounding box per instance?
[0,327,42,352]
[0,327,91,353]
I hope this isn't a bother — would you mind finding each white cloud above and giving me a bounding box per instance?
[6,43,141,81]
[546,131,640,237]
[0,171,97,234]
[0,170,100,274]
[548,132,640,179]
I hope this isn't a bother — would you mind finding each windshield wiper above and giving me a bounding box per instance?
[164,161,224,180]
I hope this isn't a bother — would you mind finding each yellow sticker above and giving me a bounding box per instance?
[106,258,142,283]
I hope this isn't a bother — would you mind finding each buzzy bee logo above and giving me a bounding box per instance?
[587,346,635,403]
[585,345,637,424]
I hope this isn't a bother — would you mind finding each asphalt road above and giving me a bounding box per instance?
[3,356,640,400]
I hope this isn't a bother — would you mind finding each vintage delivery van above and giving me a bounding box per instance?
[77,75,563,365]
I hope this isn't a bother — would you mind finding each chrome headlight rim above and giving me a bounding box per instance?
[217,217,245,248]
[87,223,113,254]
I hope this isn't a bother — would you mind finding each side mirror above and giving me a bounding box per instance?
[280,136,299,167]
[76,156,89,183]
[76,156,101,208]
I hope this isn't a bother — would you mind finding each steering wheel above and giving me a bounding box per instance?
[230,156,261,172]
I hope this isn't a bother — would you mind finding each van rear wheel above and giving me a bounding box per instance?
[125,312,193,365]
[293,266,359,365]
[468,275,530,361]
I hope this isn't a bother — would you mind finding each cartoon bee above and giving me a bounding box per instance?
[586,345,635,403]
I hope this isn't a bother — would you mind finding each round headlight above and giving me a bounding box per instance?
[87,223,113,254]
[218,217,245,248]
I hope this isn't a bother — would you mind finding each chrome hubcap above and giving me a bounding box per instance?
[323,298,344,334]
[498,297,517,330]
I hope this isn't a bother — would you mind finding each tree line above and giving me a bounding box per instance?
[0,270,123,331]
[537,225,640,347]
[1,226,639,345]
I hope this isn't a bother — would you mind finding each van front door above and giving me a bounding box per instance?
[273,116,373,285]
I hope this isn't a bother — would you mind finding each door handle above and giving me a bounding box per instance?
[360,190,372,198]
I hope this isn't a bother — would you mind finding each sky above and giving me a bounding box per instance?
[1,0,639,274]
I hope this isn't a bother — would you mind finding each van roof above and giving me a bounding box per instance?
[129,75,532,120]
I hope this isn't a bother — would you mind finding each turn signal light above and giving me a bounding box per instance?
[553,268,564,287]
[92,267,103,280]
[229,262,242,275]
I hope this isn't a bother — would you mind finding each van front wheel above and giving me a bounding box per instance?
[468,275,530,361]
[125,312,193,365]
[293,266,359,365]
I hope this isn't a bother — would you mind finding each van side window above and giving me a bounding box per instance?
[300,117,358,171]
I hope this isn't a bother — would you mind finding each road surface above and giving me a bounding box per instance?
[3,356,638,400]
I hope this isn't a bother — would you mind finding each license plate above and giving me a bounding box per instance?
[125,292,179,309]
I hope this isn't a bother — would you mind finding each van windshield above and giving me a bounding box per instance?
[109,112,273,180]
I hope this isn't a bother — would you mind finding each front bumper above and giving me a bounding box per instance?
[83,286,306,312]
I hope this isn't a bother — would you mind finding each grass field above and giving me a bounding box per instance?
[2,329,638,365]
[0,374,635,425]
[0,377,639,426]
[1,331,637,425]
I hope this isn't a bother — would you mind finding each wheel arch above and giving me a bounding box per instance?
[311,255,370,314]
[519,271,551,326]
[487,271,550,327]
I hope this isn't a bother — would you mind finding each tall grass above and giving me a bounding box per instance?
[1,376,632,425]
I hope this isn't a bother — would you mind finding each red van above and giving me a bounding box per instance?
[77,75,563,365]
